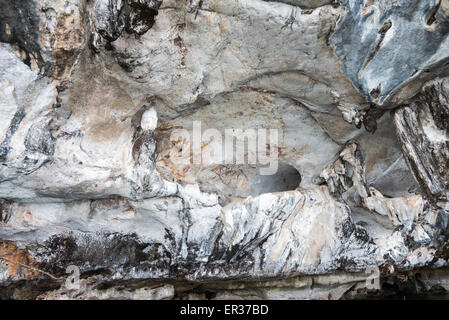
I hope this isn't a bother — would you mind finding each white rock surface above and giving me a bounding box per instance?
[141,108,158,131]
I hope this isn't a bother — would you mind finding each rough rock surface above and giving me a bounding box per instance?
[0,0,448,299]
[331,0,449,106]
[394,76,449,202]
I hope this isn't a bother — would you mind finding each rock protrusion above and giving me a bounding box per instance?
[93,0,162,43]
[394,77,449,202]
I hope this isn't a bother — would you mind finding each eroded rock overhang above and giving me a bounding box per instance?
[0,0,448,299]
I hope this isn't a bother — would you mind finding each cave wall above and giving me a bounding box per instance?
[0,0,448,299]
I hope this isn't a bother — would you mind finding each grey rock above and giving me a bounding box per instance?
[0,0,448,300]
[24,121,55,156]
[331,0,449,106]
[394,76,449,202]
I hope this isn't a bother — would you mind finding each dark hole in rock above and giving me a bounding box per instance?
[246,163,302,196]
[370,85,381,99]
[197,163,302,204]
[204,290,216,300]
[204,163,302,202]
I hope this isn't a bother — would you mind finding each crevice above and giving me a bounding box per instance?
[361,19,392,73]
[426,0,442,26]
[261,0,339,10]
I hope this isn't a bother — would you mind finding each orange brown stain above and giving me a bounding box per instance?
[0,241,40,280]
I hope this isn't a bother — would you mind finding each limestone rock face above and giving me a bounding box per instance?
[0,0,448,299]
[394,77,449,202]
[331,0,449,106]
